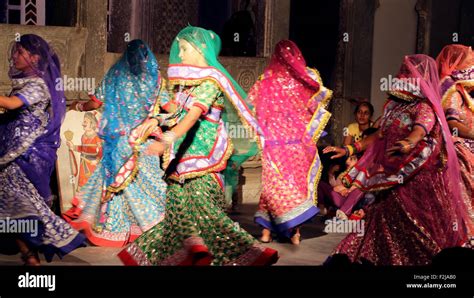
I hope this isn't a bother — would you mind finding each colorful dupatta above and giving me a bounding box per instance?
[91,40,164,202]
[436,44,474,233]
[167,26,264,189]
[250,40,332,237]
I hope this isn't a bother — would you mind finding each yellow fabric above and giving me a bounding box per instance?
[347,122,362,142]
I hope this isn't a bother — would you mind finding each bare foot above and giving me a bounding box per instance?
[21,251,40,266]
[260,229,272,243]
[290,228,301,245]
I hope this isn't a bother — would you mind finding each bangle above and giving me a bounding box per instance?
[343,145,354,157]
[343,146,349,157]
[161,131,177,145]
[344,145,355,157]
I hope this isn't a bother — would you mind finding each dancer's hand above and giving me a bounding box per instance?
[323,146,346,159]
[348,185,358,193]
[386,140,411,156]
[333,185,347,195]
[137,118,159,139]
[66,141,74,149]
[144,141,165,156]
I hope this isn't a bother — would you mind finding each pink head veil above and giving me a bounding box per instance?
[249,40,321,132]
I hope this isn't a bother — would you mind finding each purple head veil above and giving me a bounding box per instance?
[9,34,66,138]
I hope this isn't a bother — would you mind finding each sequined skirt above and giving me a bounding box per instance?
[456,141,474,234]
[64,154,167,247]
[0,162,85,261]
[254,144,319,238]
[118,174,278,266]
[333,168,467,265]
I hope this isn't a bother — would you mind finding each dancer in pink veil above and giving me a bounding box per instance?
[323,54,470,265]
[436,44,474,234]
[249,40,332,244]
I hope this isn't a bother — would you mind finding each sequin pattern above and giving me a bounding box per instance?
[163,81,233,181]
[69,141,167,247]
[0,78,50,165]
[249,42,332,236]
[442,89,474,229]
[334,98,467,265]
[0,163,85,261]
[119,174,276,265]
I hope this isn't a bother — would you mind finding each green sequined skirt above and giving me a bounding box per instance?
[118,174,278,265]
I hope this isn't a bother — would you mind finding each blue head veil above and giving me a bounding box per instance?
[97,40,160,185]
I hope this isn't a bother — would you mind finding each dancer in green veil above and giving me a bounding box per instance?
[118,26,278,265]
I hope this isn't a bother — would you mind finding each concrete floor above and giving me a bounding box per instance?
[0,203,347,266]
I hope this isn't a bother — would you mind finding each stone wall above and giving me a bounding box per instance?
[370,0,418,119]
[330,0,377,147]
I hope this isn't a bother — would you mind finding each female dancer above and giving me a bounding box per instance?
[118,26,278,265]
[323,55,470,265]
[0,34,85,265]
[436,44,474,230]
[62,40,168,247]
[248,40,332,244]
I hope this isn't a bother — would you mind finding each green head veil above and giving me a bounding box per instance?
[170,26,259,206]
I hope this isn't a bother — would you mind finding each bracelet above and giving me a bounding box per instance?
[347,145,355,156]
[343,145,354,157]
[161,131,177,145]
[343,146,349,157]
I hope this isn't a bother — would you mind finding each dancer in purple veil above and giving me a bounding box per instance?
[0,34,85,265]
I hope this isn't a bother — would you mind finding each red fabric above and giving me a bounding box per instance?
[250,248,279,266]
[88,94,103,106]
[180,245,213,266]
[257,40,320,98]
[436,44,474,79]
[61,196,81,223]
[117,249,139,266]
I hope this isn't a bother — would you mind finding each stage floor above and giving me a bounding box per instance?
[0,203,347,266]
